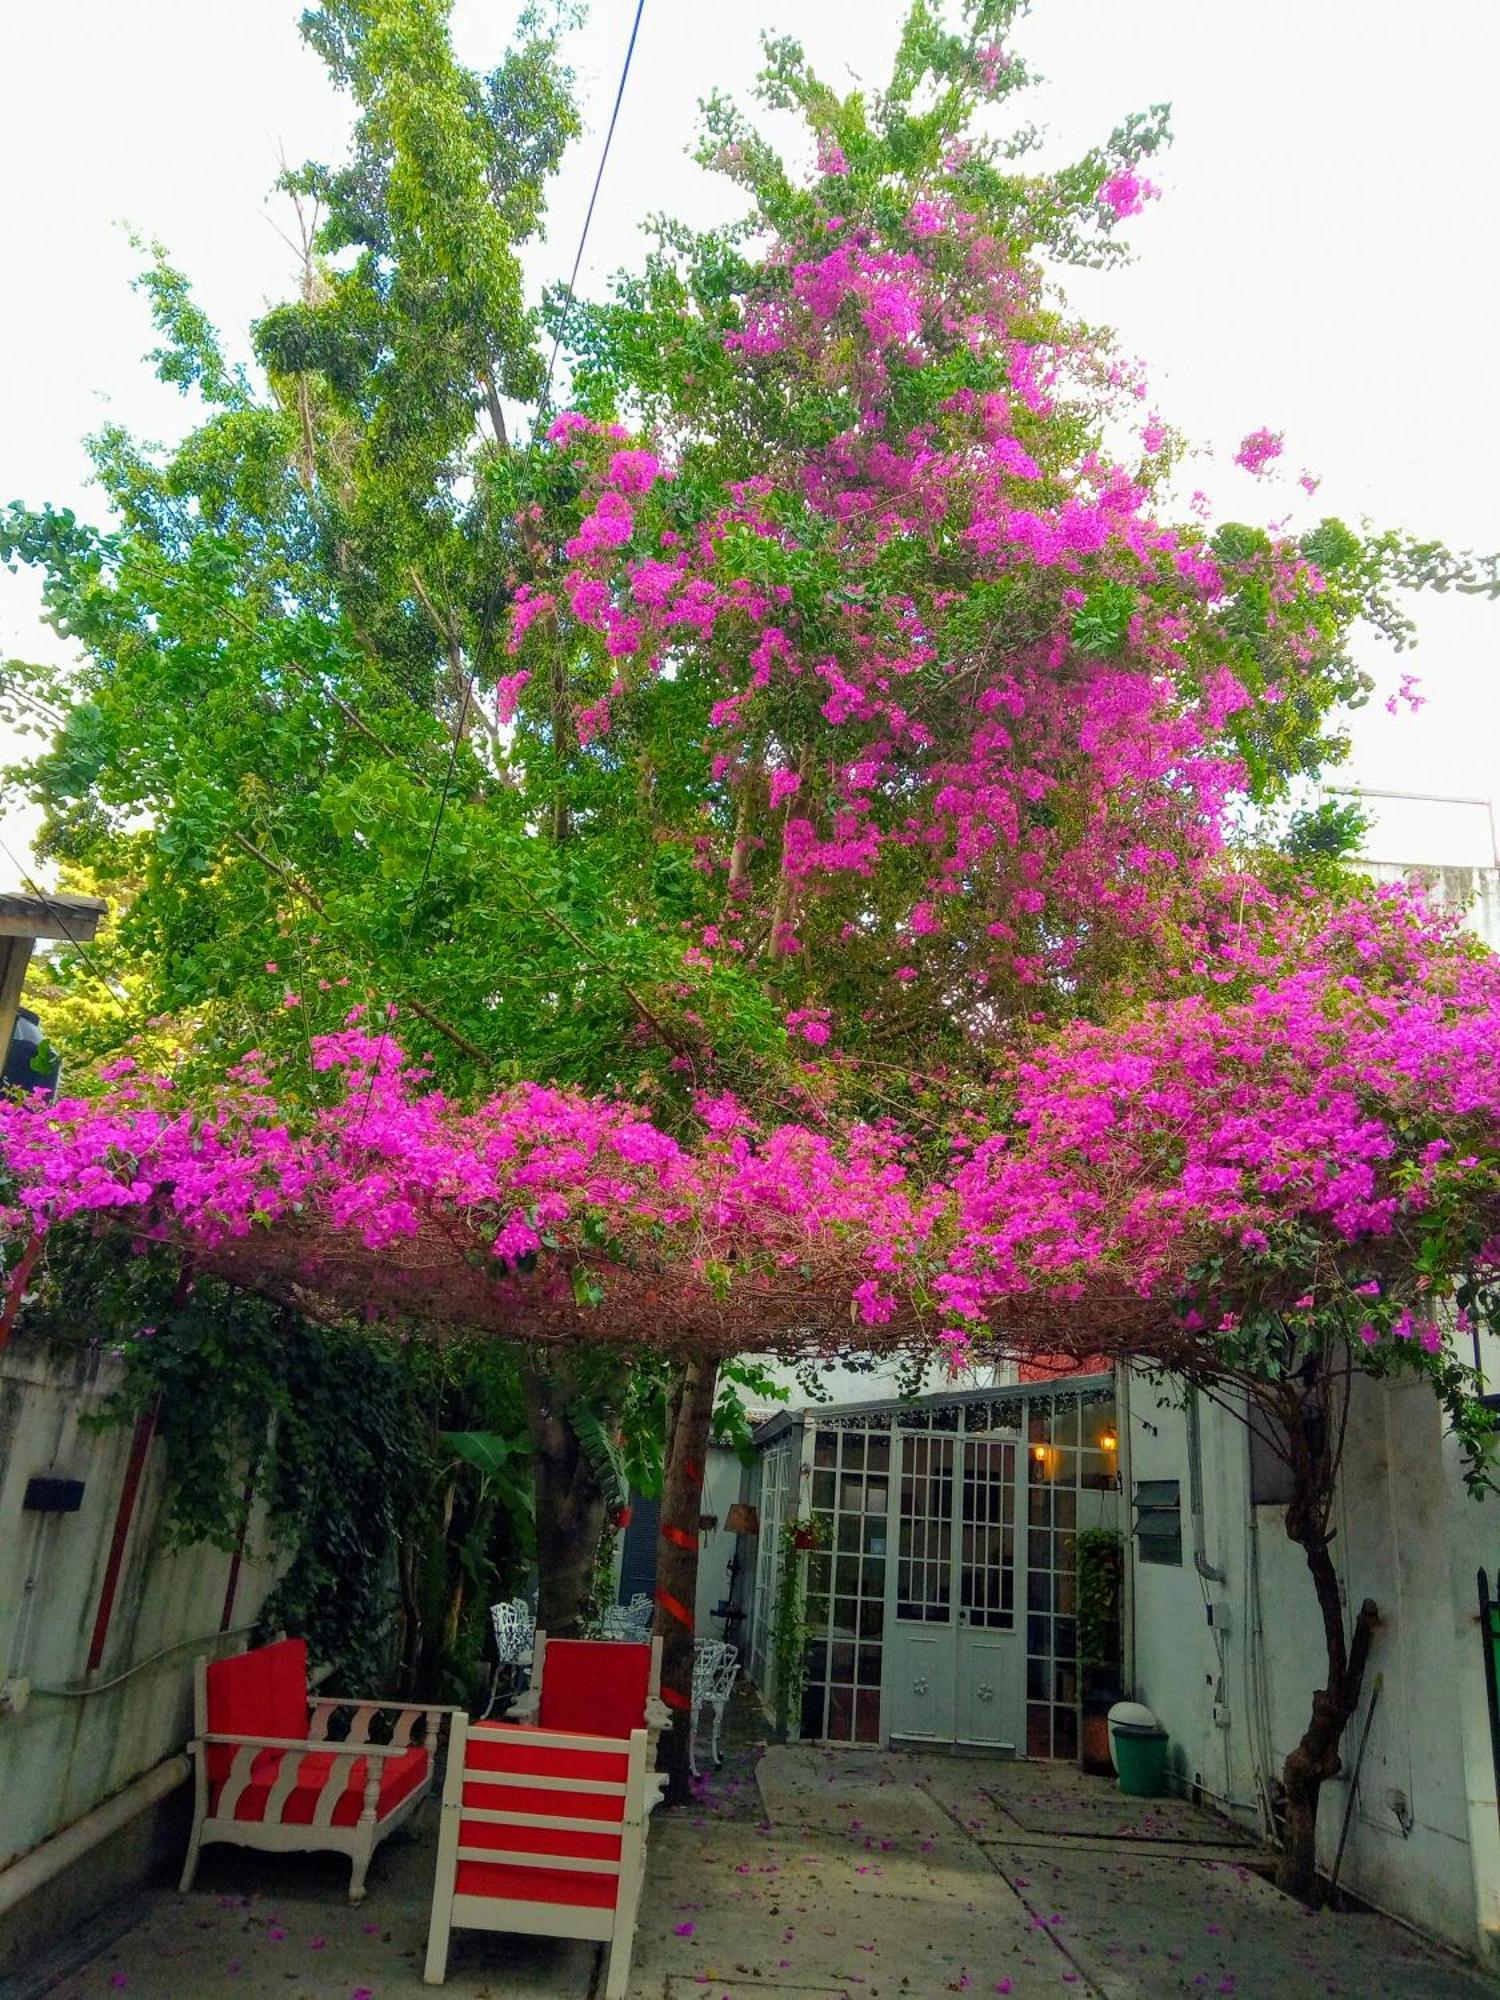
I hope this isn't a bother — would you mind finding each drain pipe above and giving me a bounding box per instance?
[0,1753,188,1920]
[1186,1389,1225,1585]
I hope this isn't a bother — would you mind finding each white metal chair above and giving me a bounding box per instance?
[592,1593,653,1643]
[481,1598,535,1720]
[689,1640,740,1775]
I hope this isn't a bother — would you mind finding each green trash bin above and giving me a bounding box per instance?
[1112,1722,1169,1798]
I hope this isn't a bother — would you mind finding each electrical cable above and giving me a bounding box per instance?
[538,0,648,422]
[352,0,650,1129]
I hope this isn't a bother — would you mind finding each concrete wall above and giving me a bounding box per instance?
[0,1333,279,1968]
[1127,1368,1500,1962]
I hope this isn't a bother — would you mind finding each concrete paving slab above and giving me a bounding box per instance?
[24,1734,1491,2000]
[982,1842,1491,1999]
[628,1819,1092,2000]
[36,1807,594,2000]
[756,1750,955,1839]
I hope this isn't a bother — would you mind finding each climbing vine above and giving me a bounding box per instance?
[770,1513,828,1736]
[1075,1527,1124,1682]
[10,1226,534,1695]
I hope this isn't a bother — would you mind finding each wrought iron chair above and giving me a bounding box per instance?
[481,1598,535,1720]
[593,1592,654,1642]
[689,1639,740,1775]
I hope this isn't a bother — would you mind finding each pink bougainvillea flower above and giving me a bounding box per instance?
[1234,427,1284,474]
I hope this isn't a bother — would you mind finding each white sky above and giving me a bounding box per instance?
[2,0,1497,877]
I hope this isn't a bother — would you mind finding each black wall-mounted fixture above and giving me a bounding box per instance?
[22,1476,85,1514]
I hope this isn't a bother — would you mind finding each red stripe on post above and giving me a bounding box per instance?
[87,1400,159,1672]
[654,1589,693,1629]
[662,1525,697,1552]
[660,1684,692,1711]
[683,1460,703,1486]
[219,1475,255,1632]
[0,1232,42,1353]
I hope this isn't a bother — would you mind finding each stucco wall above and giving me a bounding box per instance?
[1128,1368,1500,1960]
[0,1334,279,1876]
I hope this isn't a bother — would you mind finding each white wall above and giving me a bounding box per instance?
[694,1445,749,1644]
[1359,860,1500,953]
[0,1333,279,1872]
[1128,1367,1500,1961]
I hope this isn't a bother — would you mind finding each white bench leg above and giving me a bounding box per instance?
[178,1821,204,1894]
[712,1700,724,1769]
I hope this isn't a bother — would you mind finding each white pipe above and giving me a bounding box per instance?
[0,1752,188,1918]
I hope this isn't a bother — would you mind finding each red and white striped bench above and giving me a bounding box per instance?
[423,1715,653,1994]
[179,1637,448,1902]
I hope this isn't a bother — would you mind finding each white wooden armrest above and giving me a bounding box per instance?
[644,1696,670,1732]
[201,1731,412,1758]
[308,1698,454,1747]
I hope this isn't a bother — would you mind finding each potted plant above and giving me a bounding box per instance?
[1076,1528,1125,1775]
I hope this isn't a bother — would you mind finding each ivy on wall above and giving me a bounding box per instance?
[12,1227,533,1697]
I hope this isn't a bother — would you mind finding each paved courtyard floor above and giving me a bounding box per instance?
[20,1707,1494,2000]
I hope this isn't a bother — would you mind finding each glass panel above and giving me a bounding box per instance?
[1027,1704,1052,1757]
[814,1429,838,1467]
[841,1476,865,1512]
[858,1643,883,1682]
[842,1434,867,1469]
[866,1435,891,1474]
[812,1468,836,1509]
[856,1689,882,1742]
[1052,1704,1078,1758]
[858,1600,884,1637]
[958,1437,1015,1630]
[1027,1568,1052,1612]
[896,1433,954,1621]
[831,1642,856,1682]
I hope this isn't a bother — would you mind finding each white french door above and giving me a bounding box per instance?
[883,1429,1023,1749]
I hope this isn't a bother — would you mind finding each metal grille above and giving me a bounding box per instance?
[749,1438,792,1692]
[803,1425,889,1741]
[897,1433,954,1621]
[959,1438,1016,1630]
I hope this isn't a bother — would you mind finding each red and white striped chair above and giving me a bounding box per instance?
[179,1637,448,1902]
[423,1715,653,1994]
[506,1632,668,1765]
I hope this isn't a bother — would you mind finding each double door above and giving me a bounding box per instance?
[883,1430,1022,1749]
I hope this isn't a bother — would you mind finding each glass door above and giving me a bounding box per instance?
[955,1436,1021,1749]
[884,1431,957,1741]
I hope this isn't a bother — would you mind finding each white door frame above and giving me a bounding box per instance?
[882,1418,1025,1749]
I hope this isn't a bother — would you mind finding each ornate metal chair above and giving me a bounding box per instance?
[593,1592,654,1642]
[481,1598,535,1720]
[689,1639,740,1775]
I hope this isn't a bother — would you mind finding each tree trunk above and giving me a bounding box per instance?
[1275,1384,1378,1902]
[523,1363,608,1638]
[654,1353,718,1806]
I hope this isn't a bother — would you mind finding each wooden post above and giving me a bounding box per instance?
[654,1353,718,1806]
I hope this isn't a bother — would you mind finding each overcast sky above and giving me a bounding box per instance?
[3,0,1496,874]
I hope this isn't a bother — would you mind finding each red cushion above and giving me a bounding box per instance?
[205,1639,309,1783]
[210,1743,427,1827]
[454,1860,618,1908]
[459,1818,621,1861]
[537,1641,651,1740]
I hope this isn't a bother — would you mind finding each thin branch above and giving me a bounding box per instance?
[226,829,495,1068]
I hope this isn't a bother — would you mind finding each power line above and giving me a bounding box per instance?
[538,0,648,421]
[0,835,131,1023]
[355,2,648,1124]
